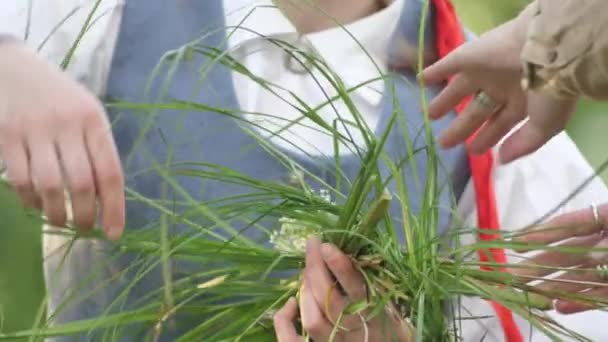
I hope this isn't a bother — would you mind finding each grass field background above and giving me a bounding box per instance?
[1,1,607,339]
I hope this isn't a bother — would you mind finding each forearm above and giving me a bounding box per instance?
[520,0,608,100]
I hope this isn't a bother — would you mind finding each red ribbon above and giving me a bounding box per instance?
[431,1,523,341]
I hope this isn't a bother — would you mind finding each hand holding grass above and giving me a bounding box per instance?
[274,236,413,342]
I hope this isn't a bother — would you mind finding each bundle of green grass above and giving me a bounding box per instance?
[2,11,607,340]
[5,137,605,341]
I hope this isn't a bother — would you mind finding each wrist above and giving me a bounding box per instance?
[497,0,536,57]
[511,2,536,50]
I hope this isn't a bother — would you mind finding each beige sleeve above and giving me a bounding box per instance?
[520,0,608,100]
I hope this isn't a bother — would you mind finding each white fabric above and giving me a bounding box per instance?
[457,130,608,342]
[0,0,124,96]
[223,0,402,155]
[3,1,608,340]
[2,0,402,157]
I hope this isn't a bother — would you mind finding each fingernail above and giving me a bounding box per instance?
[306,235,321,251]
[321,243,337,259]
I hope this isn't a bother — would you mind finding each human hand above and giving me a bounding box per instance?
[273,237,413,341]
[0,39,124,239]
[511,204,608,314]
[419,8,578,164]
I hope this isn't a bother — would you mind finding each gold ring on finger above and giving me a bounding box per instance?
[474,91,502,114]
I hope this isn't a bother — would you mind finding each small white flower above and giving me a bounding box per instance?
[319,188,331,203]
[286,170,305,186]
[270,216,320,255]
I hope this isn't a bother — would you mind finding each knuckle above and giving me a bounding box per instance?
[37,178,62,195]
[79,101,106,126]
[73,215,95,230]
[98,168,123,188]
[326,254,351,274]
[55,100,104,130]
[46,209,67,227]
[70,177,94,195]
[9,175,32,191]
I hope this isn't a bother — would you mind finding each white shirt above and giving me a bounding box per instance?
[224,0,401,155]
[3,1,608,340]
[459,132,608,342]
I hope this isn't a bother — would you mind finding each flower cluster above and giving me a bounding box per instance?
[269,188,333,254]
[269,217,320,255]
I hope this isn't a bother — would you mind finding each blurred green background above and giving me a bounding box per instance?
[1,1,607,340]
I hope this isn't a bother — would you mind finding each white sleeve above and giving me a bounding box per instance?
[456,130,608,341]
[0,3,29,38]
[0,2,65,51]
[458,130,608,241]
[0,1,123,96]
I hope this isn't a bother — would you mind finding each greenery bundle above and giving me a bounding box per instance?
[1,1,607,341]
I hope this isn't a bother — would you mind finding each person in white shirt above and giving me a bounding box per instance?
[1,1,608,341]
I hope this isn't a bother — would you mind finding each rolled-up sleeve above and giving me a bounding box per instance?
[521,0,608,100]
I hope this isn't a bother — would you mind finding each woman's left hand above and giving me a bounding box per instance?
[273,236,413,341]
[419,8,577,165]
[512,204,608,314]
